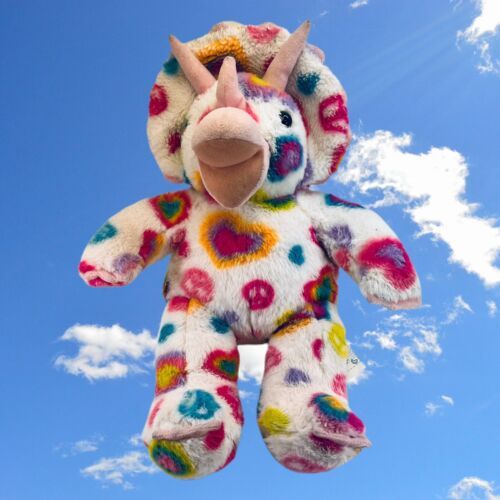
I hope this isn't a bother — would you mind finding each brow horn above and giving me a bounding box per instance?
[263,21,310,91]
[216,57,246,109]
[169,35,216,94]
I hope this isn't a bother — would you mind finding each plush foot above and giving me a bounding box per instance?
[142,385,242,479]
[258,391,370,473]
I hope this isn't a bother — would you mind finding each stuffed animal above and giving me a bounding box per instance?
[79,21,421,478]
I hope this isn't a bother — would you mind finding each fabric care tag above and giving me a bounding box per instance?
[346,349,366,384]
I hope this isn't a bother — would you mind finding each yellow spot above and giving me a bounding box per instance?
[195,37,249,69]
[258,407,290,436]
[187,298,203,313]
[328,323,349,359]
[156,365,182,390]
[250,74,270,87]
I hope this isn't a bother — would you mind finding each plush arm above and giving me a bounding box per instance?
[78,190,191,287]
[298,191,421,310]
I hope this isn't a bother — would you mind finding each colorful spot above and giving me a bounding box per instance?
[149,439,196,478]
[167,131,181,154]
[78,260,95,274]
[264,346,282,373]
[250,190,297,211]
[149,84,168,116]
[202,349,239,382]
[216,385,244,425]
[242,279,275,311]
[210,316,230,334]
[297,72,320,95]
[196,36,248,70]
[90,222,117,244]
[169,228,189,257]
[112,253,141,275]
[319,94,349,134]
[325,193,363,209]
[268,135,303,183]
[330,225,352,248]
[158,323,175,343]
[155,351,187,395]
[150,191,191,229]
[178,390,220,420]
[258,407,290,436]
[285,368,311,385]
[139,230,165,265]
[309,433,344,454]
[239,73,296,108]
[312,338,324,361]
[332,373,347,399]
[200,211,278,269]
[148,398,164,427]
[357,238,416,290]
[303,266,338,318]
[328,323,349,359]
[204,423,225,451]
[334,248,352,272]
[288,245,305,265]
[274,310,313,337]
[163,57,179,75]
[180,268,214,303]
[168,295,189,312]
[282,455,327,473]
[330,143,347,174]
[246,24,281,43]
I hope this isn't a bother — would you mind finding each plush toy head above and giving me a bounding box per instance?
[147,21,350,207]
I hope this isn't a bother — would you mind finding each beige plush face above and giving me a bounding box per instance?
[180,71,307,207]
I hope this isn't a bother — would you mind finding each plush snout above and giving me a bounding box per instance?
[192,107,269,208]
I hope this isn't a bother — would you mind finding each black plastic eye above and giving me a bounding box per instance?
[280,110,292,127]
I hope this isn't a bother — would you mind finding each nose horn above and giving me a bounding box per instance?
[216,57,246,109]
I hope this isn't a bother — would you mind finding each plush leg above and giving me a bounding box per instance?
[142,298,243,479]
[258,313,371,473]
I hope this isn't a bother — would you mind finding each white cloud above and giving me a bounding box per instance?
[457,0,500,73]
[425,402,442,416]
[55,436,103,457]
[350,0,369,8]
[444,295,474,324]
[399,346,425,373]
[486,300,497,317]
[81,451,157,490]
[128,434,143,447]
[238,344,267,383]
[73,439,100,453]
[339,131,500,287]
[363,330,398,350]
[441,394,455,405]
[55,324,156,380]
[448,476,500,499]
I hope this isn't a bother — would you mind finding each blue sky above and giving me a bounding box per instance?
[1,1,499,499]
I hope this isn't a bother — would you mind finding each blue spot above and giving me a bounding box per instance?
[288,245,305,265]
[285,368,311,385]
[178,390,220,420]
[90,222,117,244]
[163,57,179,75]
[210,316,230,334]
[268,135,303,183]
[312,394,348,422]
[325,194,364,209]
[297,72,320,95]
[159,323,176,343]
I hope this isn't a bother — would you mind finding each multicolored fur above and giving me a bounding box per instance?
[79,21,421,479]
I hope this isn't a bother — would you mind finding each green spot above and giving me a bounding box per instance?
[159,323,176,343]
[159,199,180,219]
[90,222,117,244]
[297,72,320,96]
[220,359,237,377]
[163,57,179,75]
[210,316,230,334]
[288,245,305,265]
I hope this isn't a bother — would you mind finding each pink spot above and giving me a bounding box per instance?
[204,423,225,450]
[247,25,281,43]
[170,228,189,257]
[312,338,324,361]
[332,373,347,399]
[357,238,416,290]
[78,260,95,273]
[264,346,282,373]
[245,102,259,122]
[168,296,190,312]
[88,276,124,287]
[334,248,351,272]
[167,131,181,154]
[318,94,349,134]
[310,433,344,453]
[242,279,275,310]
[330,143,347,173]
[347,411,365,434]
[282,455,327,473]
[149,84,168,116]
[217,385,243,425]
[181,268,214,303]
[139,230,160,264]
[148,398,164,427]
[309,227,321,247]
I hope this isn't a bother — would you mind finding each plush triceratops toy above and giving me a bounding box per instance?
[79,21,421,478]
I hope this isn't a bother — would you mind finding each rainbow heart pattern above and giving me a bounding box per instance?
[155,351,187,395]
[149,439,196,478]
[150,191,191,229]
[202,349,239,382]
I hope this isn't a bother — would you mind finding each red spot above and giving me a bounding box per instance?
[347,411,365,433]
[334,248,351,272]
[264,346,282,373]
[318,94,349,134]
[246,25,281,43]
[167,131,181,154]
[78,260,95,273]
[282,455,327,473]
[217,385,244,425]
[312,338,324,361]
[242,279,275,310]
[170,228,189,257]
[139,230,160,264]
[88,276,124,287]
[149,84,168,116]
[332,373,347,399]
[148,398,164,427]
[181,268,214,303]
[168,296,190,312]
[330,144,347,174]
[204,423,225,450]
[357,238,416,290]
[309,227,321,246]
